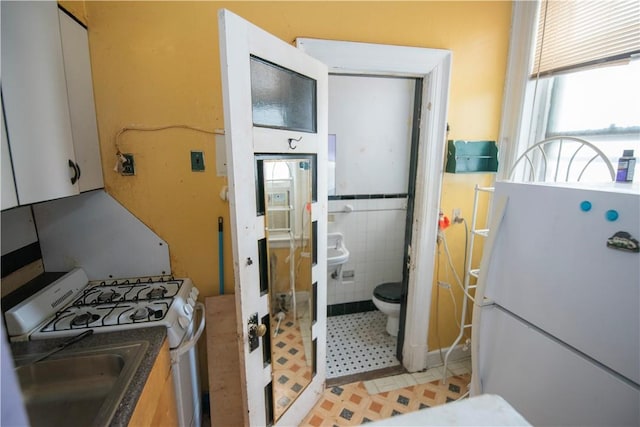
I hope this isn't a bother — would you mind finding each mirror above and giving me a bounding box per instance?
[257,155,314,421]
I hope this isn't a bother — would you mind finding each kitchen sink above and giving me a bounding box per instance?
[13,341,149,427]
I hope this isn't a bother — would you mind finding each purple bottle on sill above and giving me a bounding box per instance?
[616,150,636,182]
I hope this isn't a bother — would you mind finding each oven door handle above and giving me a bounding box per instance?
[170,302,205,363]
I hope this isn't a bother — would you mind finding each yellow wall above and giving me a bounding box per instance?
[431,173,494,350]
[59,0,87,25]
[270,246,312,294]
[82,1,511,352]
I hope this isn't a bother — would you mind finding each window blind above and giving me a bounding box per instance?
[532,0,640,77]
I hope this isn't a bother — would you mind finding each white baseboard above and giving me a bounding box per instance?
[426,344,470,368]
[402,343,470,373]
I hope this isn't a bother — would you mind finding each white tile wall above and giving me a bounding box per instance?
[328,198,407,305]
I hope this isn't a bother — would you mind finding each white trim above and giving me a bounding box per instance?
[496,1,540,181]
[298,38,452,373]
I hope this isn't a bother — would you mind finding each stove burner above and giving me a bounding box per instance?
[146,287,167,299]
[71,312,100,327]
[131,307,152,321]
[97,290,120,303]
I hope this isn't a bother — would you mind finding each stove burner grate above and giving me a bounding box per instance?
[97,290,121,303]
[96,275,176,287]
[146,287,167,299]
[130,306,164,321]
[71,312,100,327]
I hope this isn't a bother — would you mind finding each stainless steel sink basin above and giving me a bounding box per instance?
[13,341,148,427]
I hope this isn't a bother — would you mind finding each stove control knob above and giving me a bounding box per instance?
[190,287,200,299]
[179,316,190,329]
[183,304,194,316]
[188,297,195,307]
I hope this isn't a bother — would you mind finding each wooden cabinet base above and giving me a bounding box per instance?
[129,339,178,426]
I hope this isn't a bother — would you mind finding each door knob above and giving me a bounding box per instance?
[248,312,267,352]
[249,322,267,338]
[255,323,267,337]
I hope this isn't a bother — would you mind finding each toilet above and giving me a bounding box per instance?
[372,282,402,336]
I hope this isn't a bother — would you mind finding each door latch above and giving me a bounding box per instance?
[248,312,267,352]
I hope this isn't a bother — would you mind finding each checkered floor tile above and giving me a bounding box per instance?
[327,311,400,378]
[272,312,313,419]
[300,374,470,426]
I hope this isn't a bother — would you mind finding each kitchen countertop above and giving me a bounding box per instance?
[10,326,167,426]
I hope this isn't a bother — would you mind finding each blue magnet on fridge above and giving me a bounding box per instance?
[605,210,619,222]
[580,201,592,212]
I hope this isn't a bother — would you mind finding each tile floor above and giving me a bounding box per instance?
[327,311,400,378]
[272,310,313,419]
[203,302,471,427]
[300,368,471,426]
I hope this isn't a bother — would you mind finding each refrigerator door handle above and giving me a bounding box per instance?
[470,194,509,396]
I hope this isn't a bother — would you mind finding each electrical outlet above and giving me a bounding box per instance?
[121,154,135,176]
[437,281,451,289]
[452,208,462,222]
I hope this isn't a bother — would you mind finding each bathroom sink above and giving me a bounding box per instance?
[327,232,349,266]
[13,341,148,427]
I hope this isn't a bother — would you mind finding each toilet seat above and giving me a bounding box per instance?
[373,282,402,304]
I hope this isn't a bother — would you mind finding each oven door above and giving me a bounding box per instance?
[170,302,205,427]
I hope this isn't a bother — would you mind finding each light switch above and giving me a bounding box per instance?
[191,151,205,172]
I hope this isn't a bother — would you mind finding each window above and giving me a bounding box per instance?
[250,56,317,133]
[546,63,640,139]
[499,1,640,182]
[535,61,640,181]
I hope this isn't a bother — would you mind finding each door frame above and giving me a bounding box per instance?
[297,38,452,372]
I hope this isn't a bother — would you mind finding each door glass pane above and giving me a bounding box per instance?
[261,313,271,366]
[258,238,268,296]
[250,56,317,132]
[264,382,274,427]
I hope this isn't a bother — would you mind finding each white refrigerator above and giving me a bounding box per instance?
[470,181,640,426]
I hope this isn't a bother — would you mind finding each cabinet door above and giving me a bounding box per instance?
[1,97,18,210]
[59,10,104,192]
[2,1,78,205]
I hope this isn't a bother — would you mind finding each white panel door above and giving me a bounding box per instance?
[219,9,328,426]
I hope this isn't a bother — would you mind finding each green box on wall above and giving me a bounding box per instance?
[445,140,498,173]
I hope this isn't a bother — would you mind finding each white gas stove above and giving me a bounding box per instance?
[6,268,200,349]
[5,267,204,427]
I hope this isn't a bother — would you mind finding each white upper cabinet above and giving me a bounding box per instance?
[1,2,103,206]
[58,10,104,193]
[1,97,18,210]
[2,1,78,204]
